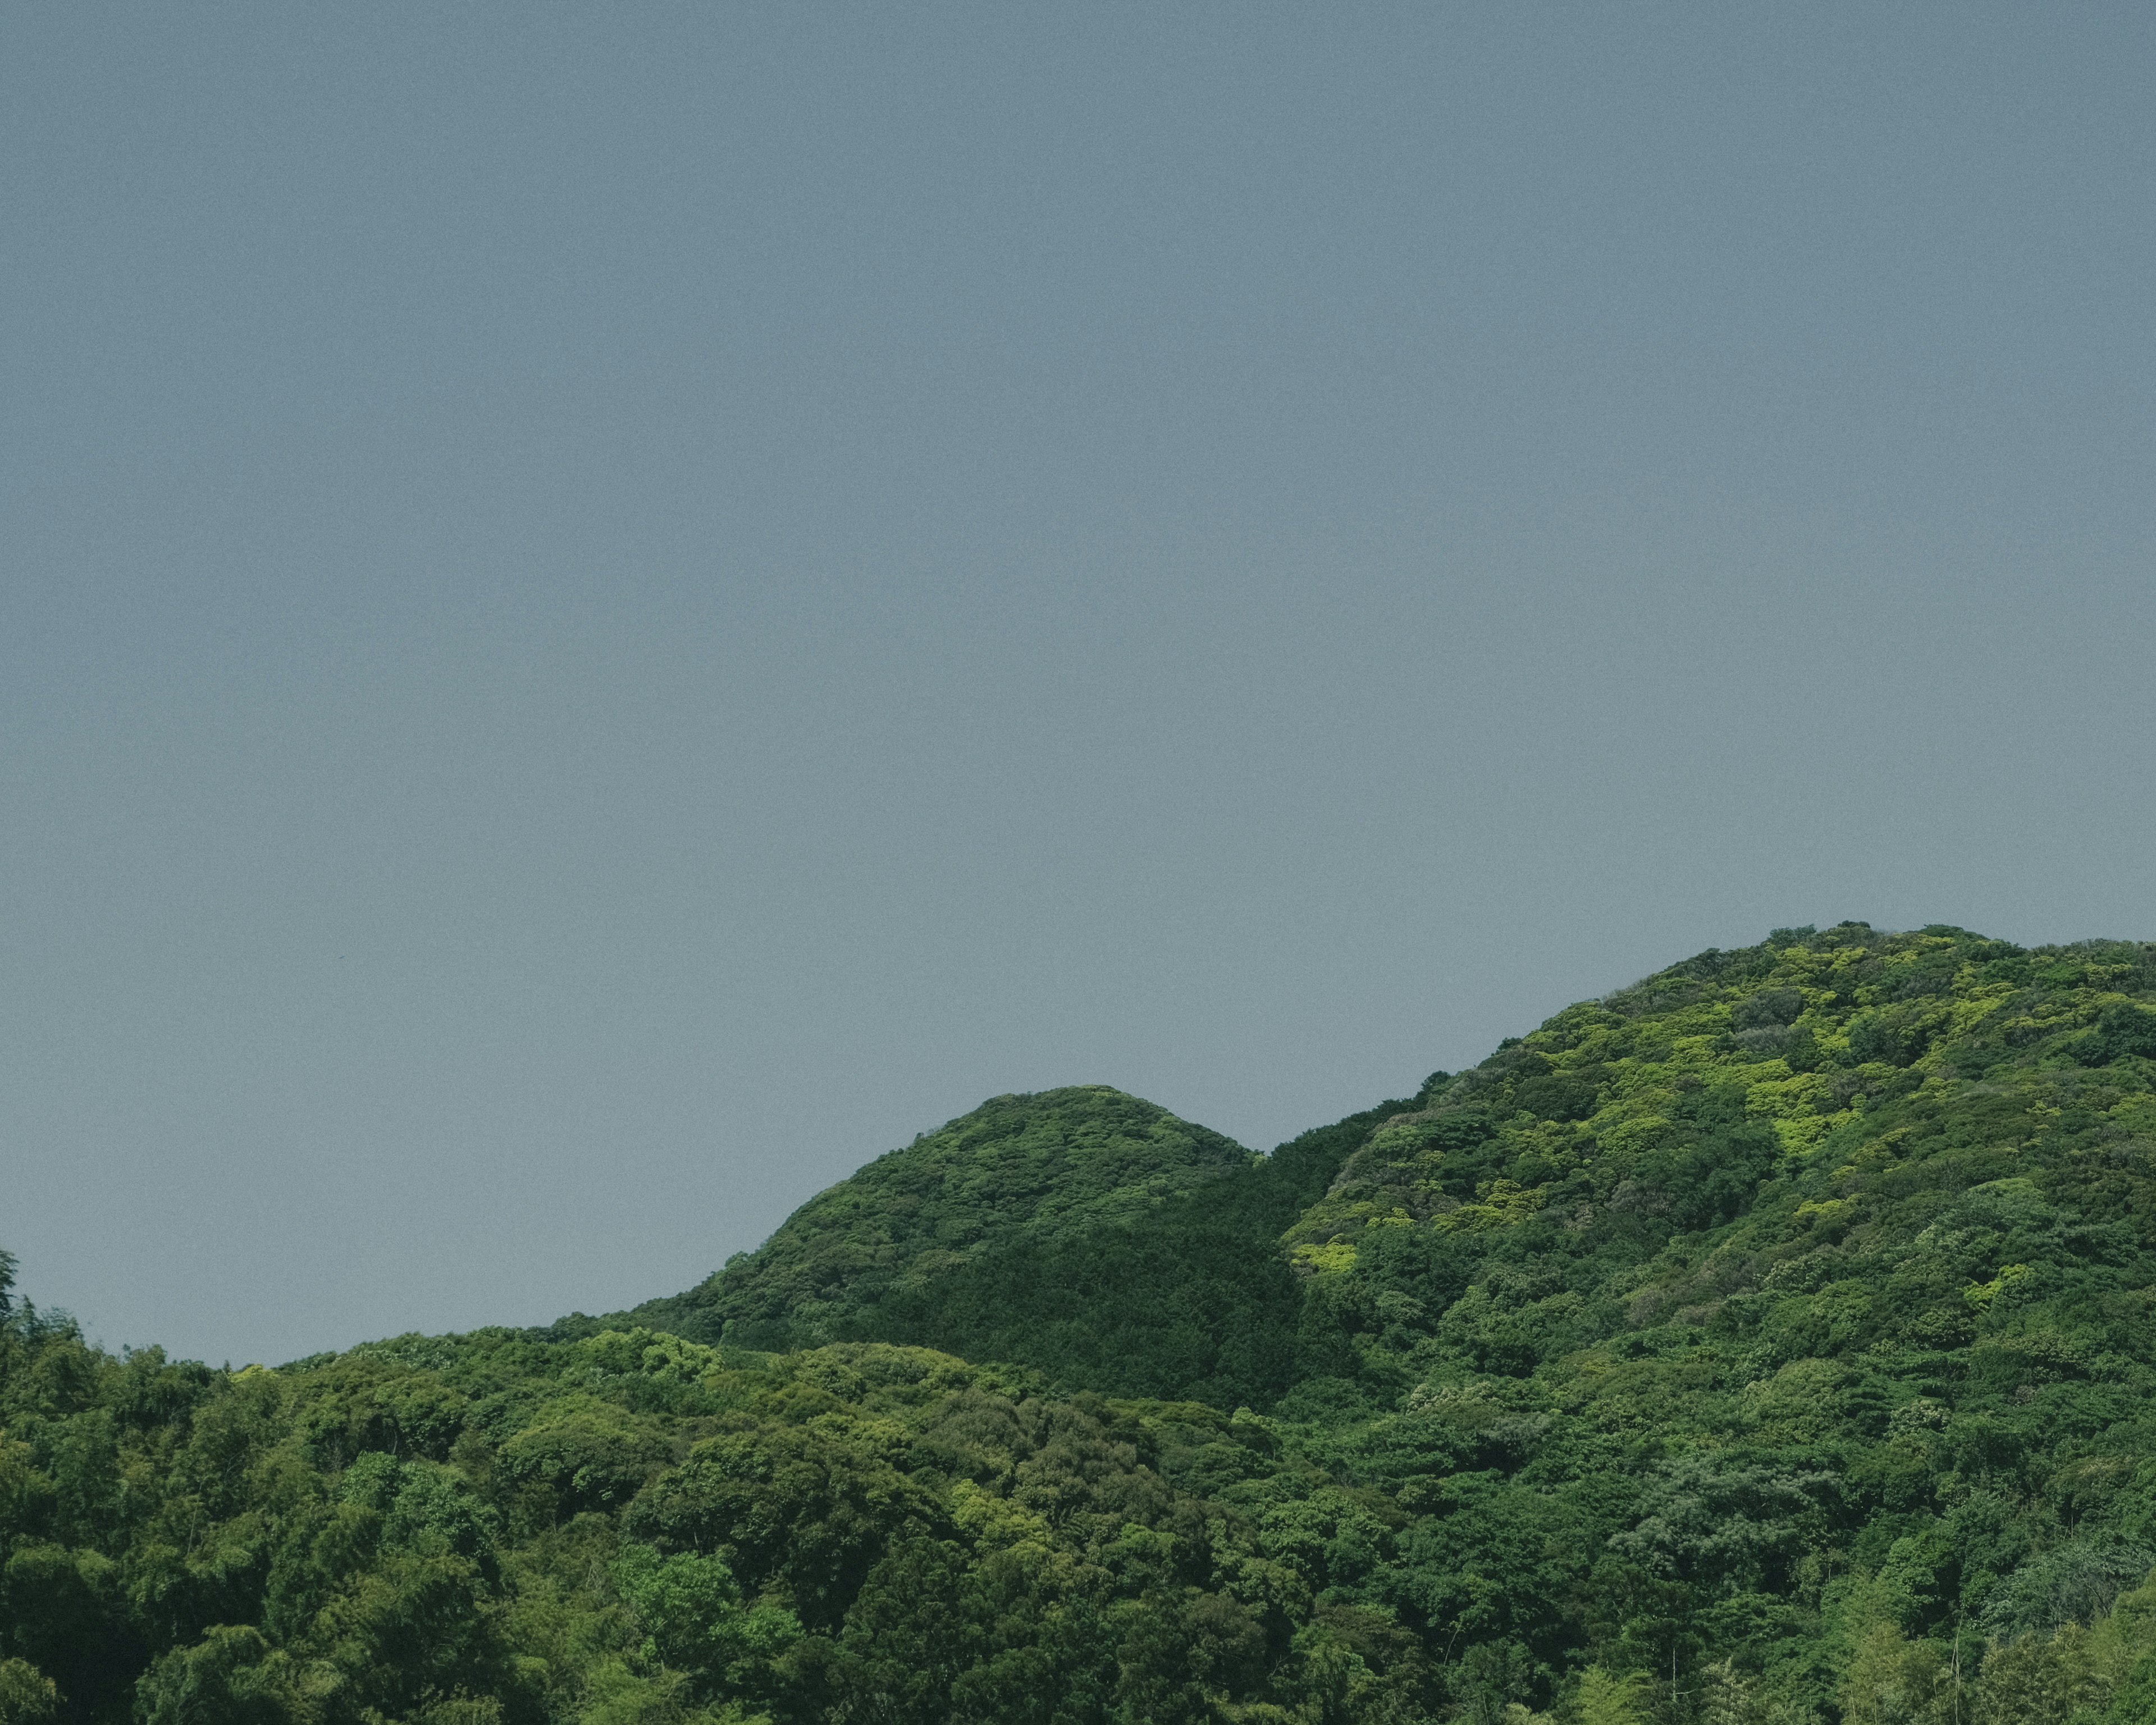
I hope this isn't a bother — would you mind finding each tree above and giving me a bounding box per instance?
[1573,1665,1653,1725]
[0,1659,59,1725]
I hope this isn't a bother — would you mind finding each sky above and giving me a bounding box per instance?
[4,2,2152,1367]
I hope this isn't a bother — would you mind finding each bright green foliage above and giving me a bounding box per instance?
[1573,1665,1653,1724]
[1250,923,2156,1717]
[0,1658,60,1725]
[610,1544,797,1700]
[12,922,2156,1720]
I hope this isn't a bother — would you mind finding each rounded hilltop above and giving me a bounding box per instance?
[629,1084,1252,1348]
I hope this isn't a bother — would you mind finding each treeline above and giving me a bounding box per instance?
[7,1296,2156,1722]
[0,1302,1452,1723]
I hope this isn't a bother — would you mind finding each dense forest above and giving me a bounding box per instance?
[9,922,2156,1722]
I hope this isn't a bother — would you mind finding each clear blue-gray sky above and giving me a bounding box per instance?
[5,3,2152,1366]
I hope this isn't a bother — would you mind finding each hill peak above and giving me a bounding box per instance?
[629,1084,1251,1348]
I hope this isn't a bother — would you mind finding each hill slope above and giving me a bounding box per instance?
[1286,918,2156,1394]
[592,1081,1436,1410]
[837,1090,1421,1408]
[621,1085,1257,1350]
[1220,920,2156,1715]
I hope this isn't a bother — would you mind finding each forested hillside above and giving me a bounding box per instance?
[583,1085,1419,1412]
[9,922,2156,1723]
[611,1087,1258,1357]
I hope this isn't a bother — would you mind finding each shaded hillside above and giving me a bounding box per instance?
[619,1086,1255,1350]
[843,1093,1424,1409]
[583,1083,1433,1411]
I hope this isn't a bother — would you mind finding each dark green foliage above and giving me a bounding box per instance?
[852,1211,1308,1408]
[844,1097,1419,1409]
[564,1087,1417,1412]
[2080,1003,2156,1067]
[602,1086,1258,1353]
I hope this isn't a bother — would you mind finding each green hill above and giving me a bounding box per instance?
[580,1082,1430,1411]
[830,1090,1420,1409]
[11,921,2156,1723]
[612,1085,1260,1352]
